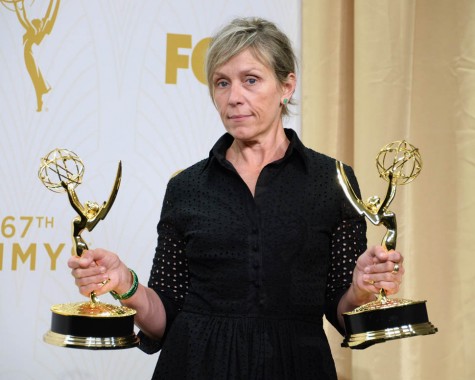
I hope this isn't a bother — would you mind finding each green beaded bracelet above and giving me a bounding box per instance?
[110,269,138,300]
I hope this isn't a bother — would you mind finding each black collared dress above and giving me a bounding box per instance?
[139,129,366,380]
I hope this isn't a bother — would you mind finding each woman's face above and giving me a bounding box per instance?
[211,49,294,142]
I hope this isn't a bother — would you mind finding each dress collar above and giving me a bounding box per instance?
[203,128,309,173]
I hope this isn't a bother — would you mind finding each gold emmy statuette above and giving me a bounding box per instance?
[336,141,437,349]
[2,0,61,112]
[38,148,139,349]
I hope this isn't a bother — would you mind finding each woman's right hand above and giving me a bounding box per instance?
[67,249,131,298]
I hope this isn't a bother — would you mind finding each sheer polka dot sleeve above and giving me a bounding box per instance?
[149,222,189,301]
[325,164,367,334]
[328,218,366,298]
[138,181,190,354]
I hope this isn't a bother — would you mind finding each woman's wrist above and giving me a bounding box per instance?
[348,282,375,307]
[110,268,139,300]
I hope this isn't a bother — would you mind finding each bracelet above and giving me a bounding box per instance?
[110,269,138,300]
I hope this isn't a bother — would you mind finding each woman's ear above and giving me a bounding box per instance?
[282,72,297,101]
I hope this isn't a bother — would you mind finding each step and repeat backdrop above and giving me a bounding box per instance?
[0,1,300,378]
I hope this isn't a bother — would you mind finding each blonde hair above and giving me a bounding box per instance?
[205,17,297,116]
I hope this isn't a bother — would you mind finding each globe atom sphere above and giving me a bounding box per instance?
[38,148,84,193]
[376,141,422,185]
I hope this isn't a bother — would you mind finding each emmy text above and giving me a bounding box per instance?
[0,215,65,270]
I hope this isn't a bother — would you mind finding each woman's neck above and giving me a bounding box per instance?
[226,129,289,170]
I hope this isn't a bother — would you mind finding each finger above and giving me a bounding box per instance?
[356,246,382,269]
[373,249,403,265]
[74,270,109,287]
[363,266,404,281]
[74,267,111,296]
[375,280,401,295]
[75,277,110,292]
[365,260,405,276]
[67,254,82,269]
[76,280,110,298]
[74,250,96,268]
[358,277,384,295]
[387,250,404,264]
[89,248,115,267]
[372,247,391,263]
[368,246,386,259]
[69,249,112,273]
[71,264,108,280]
[363,272,403,288]
[362,276,379,288]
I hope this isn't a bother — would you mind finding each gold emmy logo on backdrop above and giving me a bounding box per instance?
[1,0,60,111]
[38,149,139,349]
[336,141,437,349]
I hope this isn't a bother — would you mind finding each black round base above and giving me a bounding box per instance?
[341,300,437,349]
[44,302,139,350]
[44,330,139,350]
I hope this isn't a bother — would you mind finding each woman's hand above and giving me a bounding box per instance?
[67,249,132,298]
[352,245,405,302]
[69,249,168,339]
[338,246,405,325]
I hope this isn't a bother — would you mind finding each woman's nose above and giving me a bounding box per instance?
[228,83,244,105]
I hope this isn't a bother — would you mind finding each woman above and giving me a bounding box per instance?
[69,17,404,379]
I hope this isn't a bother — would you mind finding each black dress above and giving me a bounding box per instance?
[138,129,367,380]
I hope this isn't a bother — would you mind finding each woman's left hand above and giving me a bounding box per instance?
[352,245,404,301]
[338,245,405,323]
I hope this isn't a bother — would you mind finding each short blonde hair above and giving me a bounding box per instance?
[205,17,297,116]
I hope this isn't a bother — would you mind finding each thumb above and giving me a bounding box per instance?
[77,249,99,268]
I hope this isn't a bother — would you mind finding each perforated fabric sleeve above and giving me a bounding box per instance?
[325,165,367,335]
[138,187,190,354]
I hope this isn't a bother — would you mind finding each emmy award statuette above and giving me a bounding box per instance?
[38,148,139,349]
[336,141,437,349]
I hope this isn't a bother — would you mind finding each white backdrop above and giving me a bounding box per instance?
[0,1,301,379]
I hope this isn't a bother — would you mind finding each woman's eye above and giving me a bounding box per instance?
[246,77,257,85]
[216,80,228,88]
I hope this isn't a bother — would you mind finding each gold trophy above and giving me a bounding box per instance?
[38,148,139,349]
[2,0,61,112]
[336,141,437,349]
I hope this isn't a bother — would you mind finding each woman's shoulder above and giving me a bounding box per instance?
[167,158,208,184]
[300,147,359,187]
[303,146,339,169]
